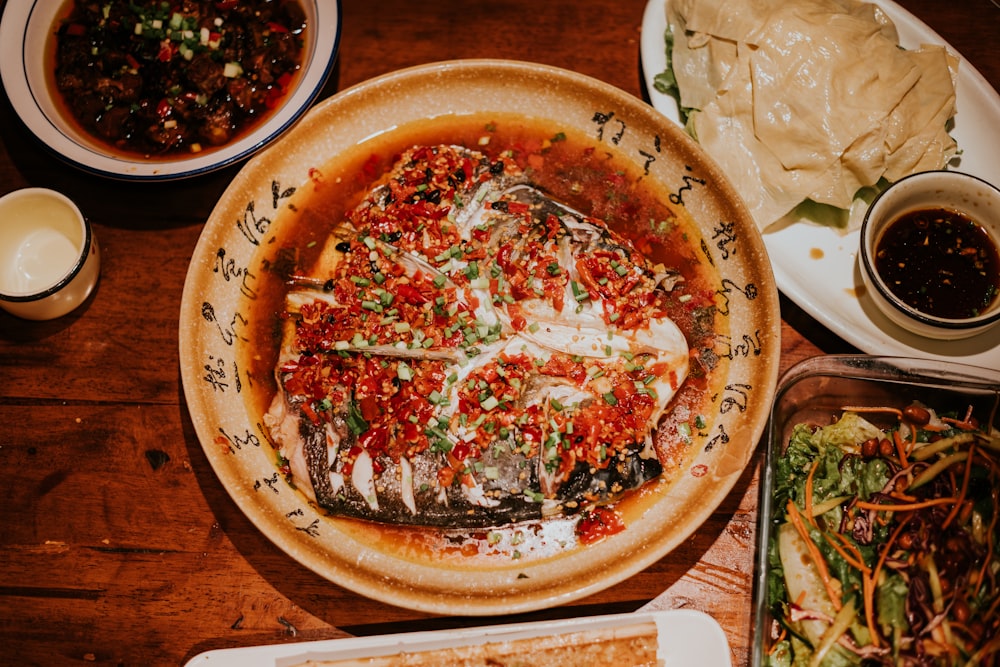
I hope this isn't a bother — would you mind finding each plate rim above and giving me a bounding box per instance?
[179,58,781,615]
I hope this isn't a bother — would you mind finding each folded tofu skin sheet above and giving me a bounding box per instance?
[665,0,959,230]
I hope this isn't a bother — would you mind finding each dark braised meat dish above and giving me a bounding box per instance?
[54,0,306,157]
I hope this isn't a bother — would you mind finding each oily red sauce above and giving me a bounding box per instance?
[242,114,724,559]
[575,507,627,544]
[874,207,1000,319]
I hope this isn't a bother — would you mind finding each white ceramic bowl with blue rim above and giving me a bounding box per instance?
[0,0,341,181]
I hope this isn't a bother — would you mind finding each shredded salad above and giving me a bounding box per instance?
[765,403,1000,665]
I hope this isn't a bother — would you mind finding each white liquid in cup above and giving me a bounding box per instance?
[0,188,100,320]
[4,224,81,294]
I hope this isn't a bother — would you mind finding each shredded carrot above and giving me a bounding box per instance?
[941,446,974,530]
[945,469,958,513]
[821,533,867,573]
[769,627,787,655]
[787,499,842,611]
[841,405,903,419]
[922,422,950,432]
[941,416,978,431]
[893,430,909,466]
[862,570,879,649]
[855,497,959,512]
[828,530,871,575]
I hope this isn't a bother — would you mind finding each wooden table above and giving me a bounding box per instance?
[1,0,995,664]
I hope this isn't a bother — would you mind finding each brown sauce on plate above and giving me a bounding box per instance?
[874,207,1000,319]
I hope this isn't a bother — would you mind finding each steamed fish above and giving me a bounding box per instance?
[264,144,690,527]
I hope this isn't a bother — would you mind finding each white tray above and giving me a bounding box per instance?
[184,609,732,666]
[641,0,1000,367]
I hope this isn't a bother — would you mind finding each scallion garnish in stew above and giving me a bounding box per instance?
[765,403,1000,665]
[53,0,306,157]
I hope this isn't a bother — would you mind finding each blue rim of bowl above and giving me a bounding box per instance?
[0,0,341,182]
[859,170,1000,331]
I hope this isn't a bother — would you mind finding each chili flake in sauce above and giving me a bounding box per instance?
[874,207,1000,319]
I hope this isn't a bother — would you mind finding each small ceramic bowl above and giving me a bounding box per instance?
[0,188,100,320]
[859,170,1000,340]
[0,1,341,181]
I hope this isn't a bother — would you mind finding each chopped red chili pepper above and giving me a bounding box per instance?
[155,98,172,119]
[156,42,174,62]
[576,507,626,544]
[264,86,284,110]
[54,0,307,157]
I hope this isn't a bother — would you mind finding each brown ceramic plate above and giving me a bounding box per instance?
[179,60,780,615]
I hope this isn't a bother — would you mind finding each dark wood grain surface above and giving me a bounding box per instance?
[1,0,996,664]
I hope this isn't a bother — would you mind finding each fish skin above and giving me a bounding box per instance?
[289,409,546,527]
[266,145,689,528]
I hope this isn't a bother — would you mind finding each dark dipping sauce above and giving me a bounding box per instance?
[51,0,306,158]
[874,207,1000,319]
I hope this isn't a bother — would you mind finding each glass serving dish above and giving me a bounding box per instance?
[752,355,1000,666]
